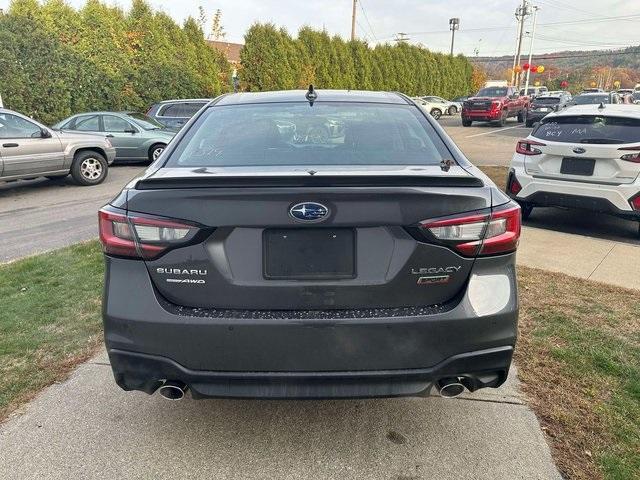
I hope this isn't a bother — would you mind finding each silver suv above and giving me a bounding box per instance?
[0,108,116,186]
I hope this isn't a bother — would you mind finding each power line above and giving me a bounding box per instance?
[377,13,640,41]
[531,34,634,48]
[358,0,378,42]
[355,19,371,43]
[537,0,639,23]
[538,13,640,26]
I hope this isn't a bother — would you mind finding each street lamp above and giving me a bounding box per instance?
[449,18,460,55]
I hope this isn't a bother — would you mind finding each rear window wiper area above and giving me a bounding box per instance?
[579,138,626,144]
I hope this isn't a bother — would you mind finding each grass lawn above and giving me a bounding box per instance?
[517,268,640,480]
[479,164,508,191]
[0,231,638,480]
[0,242,104,421]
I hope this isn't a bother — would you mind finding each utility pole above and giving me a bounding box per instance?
[511,0,530,87]
[393,33,410,43]
[523,5,539,96]
[351,0,357,41]
[449,18,460,55]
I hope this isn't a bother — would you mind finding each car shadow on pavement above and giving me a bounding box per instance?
[524,207,639,245]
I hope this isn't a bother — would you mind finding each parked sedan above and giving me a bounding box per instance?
[100,89,520,401]
[54,112,175,163]
[146,99,210,131]
[507,104,640,236]
[0,108,115,185]
[525,94,570,127]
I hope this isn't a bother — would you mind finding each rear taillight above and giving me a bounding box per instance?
[630,193,640,211]
[98,209,199,259]
[618,146,640,163]
[516,139,545,155]
[420,204,521,257]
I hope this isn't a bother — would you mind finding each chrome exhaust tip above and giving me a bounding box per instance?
[158,380,188,401]
[437,378,466,398]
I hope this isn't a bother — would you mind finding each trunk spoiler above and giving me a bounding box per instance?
[136,175,484,189]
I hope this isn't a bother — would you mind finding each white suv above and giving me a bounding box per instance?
[506,104,640,236]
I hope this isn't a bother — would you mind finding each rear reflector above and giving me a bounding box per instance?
[99,209,199,259]
[630,193,640,211]
[618,146,640,163]
[516,139,545,156]
[420,203,521,256]
[508,175,522,195]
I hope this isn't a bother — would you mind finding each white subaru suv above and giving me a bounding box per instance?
[506,104,640,236]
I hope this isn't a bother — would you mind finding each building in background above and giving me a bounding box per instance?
[207,41,243,65]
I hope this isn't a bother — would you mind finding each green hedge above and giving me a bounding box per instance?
[0,3,474,125]
[0,0,230,125]
[240,23,473,98]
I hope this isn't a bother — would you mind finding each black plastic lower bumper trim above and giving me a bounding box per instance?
[108,346,514,399]
[511,189,640,220]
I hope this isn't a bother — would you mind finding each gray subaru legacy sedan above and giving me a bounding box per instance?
[99,89,520,400]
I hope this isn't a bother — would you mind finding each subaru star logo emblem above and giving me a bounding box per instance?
[289,202,329,222]
[573,147,586,154]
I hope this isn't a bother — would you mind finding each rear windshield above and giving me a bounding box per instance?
[476,87,508,97]
[572,95,609,105]
[533,97,560,105]
[165,102,452,167]
[532,115,640,143]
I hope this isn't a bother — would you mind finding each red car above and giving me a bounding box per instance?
[462,86,529,127]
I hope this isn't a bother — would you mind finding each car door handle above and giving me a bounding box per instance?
[105,134,114,138]
[2,143,19,148]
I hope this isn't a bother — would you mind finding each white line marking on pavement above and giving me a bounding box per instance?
[465,124,525,138]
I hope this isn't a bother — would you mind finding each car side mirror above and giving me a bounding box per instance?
[124,128,137,134]
[35,128,52,138]
[554,105,560,112]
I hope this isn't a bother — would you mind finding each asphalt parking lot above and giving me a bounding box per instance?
[0,166,142,262]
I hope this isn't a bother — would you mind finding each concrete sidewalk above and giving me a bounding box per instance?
[0,349,561,480]
[517,226,640,290]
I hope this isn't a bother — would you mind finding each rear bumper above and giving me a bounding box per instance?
[461,110,502,121]
[508,167,640,219]
[108,346,513,399]
[525,111,551,122]
[103,254,518,398]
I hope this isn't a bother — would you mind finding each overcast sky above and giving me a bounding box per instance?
[1,0,638,56]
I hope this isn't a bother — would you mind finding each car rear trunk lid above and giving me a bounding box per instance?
[127,166,493,310]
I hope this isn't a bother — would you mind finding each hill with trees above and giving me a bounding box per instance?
[473,46,640,91]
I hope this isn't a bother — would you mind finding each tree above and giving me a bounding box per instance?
[471,65,488,93]
[0,0,229,122]
[210,8,225,40]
